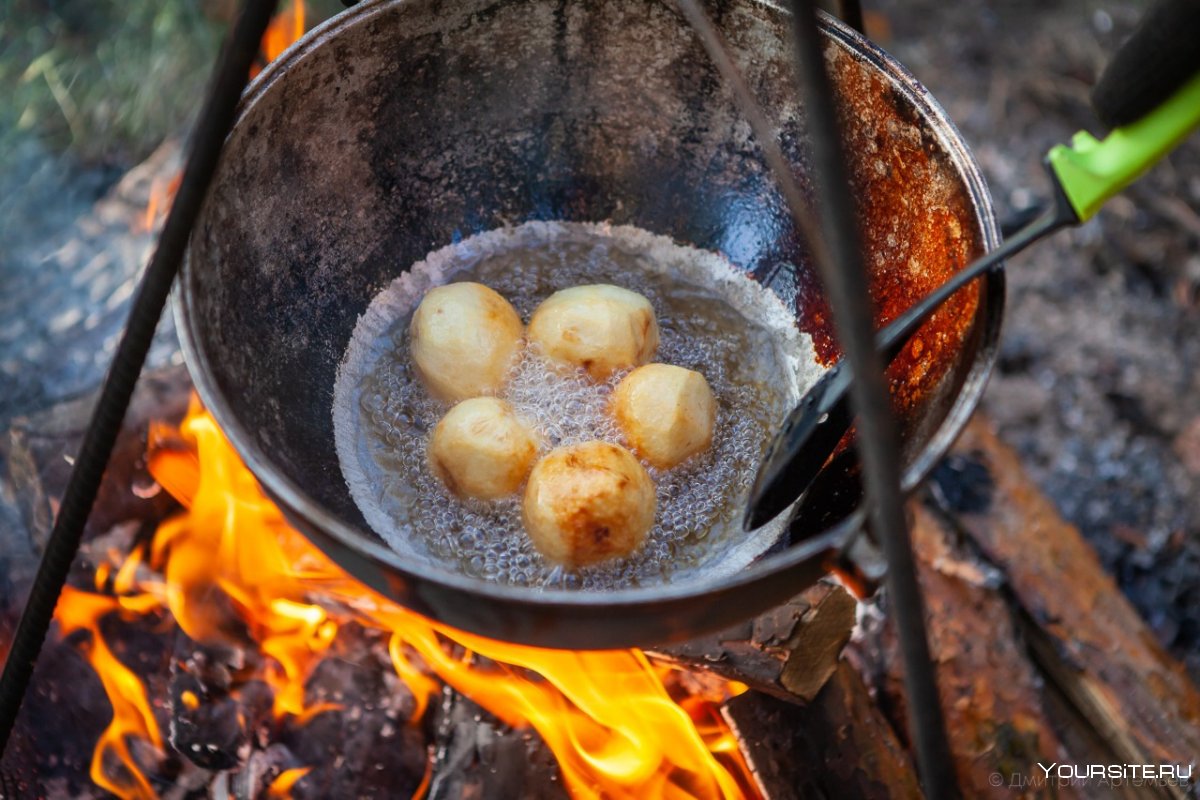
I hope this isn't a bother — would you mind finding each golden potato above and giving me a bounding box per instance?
[429,398,540,500]
[409,282,523,402]
[611,364,716,469]
[526,284,658,380]
[522,441,656,568]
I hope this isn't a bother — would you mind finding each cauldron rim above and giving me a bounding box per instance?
[176,0,1003,647]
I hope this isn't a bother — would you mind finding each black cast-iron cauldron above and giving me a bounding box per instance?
[177,0,1002,649]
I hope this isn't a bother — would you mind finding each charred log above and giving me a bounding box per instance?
[169,636,268,772]
[168,621,429,799]
[427,686,566,800]
[280,624,427,800]
[652,581,857,704]
[722,661,921,799]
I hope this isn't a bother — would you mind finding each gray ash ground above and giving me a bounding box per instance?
[874,0,1200,675]
[0,142,184,426]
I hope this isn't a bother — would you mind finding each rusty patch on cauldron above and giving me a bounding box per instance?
[796,43,983,424]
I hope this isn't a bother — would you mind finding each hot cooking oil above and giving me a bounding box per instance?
[334,221,820,589]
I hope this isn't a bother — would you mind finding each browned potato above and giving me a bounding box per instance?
[429,398,540,500]
[526,284,658,380]
[611,364,716,469]
[410,282,523,402]
[522,441,656,568]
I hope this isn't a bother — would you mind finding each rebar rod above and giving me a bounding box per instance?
[784,5,956,794]
[673,0,958,795]
[0,0,279,756]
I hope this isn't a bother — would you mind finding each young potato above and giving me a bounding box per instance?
[429,398,540,500]
[526,284,659,380]
[611,364,716,469]
[409,282,523,402]
[522,441,656,568]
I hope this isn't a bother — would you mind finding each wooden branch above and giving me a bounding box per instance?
[855,416,1200,799]
[651,581,857,704]
[854,501,1082,797]
[722,659,921,799]
[947,419,1200,789]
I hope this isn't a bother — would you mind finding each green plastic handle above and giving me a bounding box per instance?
[1047,71,1200,222]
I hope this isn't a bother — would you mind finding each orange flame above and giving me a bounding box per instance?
[54,396,758,798]
[55,587,165,800]
[253,0,306,77]
[267,766,312,797]
[138,173,181,233]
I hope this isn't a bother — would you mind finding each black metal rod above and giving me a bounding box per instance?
[784,3,958,797]
[673,0,957,795]
[834,0,865,34]
[0,0,279,756]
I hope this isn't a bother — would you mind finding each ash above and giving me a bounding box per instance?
[876,0,1200,677]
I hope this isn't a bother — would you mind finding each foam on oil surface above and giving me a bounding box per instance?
[333,221,821,590]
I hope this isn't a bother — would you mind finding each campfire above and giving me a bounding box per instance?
[6,1,1200,797]
[51,396,760,798]
[37,12,759,795]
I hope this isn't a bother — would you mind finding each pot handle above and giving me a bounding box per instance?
[1046,0,1200,222]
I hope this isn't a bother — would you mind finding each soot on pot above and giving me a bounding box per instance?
[333,221,822,589]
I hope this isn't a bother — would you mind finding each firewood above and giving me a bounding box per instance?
[855,416,1200,799]
[946,419,1200,791]
[651,580,857,704]
[428,687,566,800]
[722,660,922,799]
[0,363,191,553]
[853,501,1083,797]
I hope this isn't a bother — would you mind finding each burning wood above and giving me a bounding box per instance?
[56,587,166,798]
[5,357,1198,797]
[428,687,567,799]
[653,582,856,705]
[722,661,923,799]
[31,396,763,798]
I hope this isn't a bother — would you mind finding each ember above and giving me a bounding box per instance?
[47,397,758,798]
